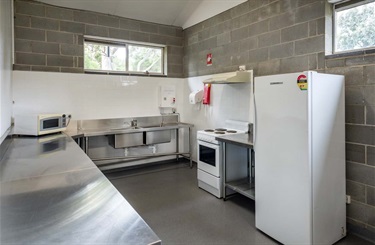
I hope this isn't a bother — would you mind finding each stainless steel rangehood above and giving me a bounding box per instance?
[203,71,252,84]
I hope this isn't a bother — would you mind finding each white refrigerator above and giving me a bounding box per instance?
[254,71,346,244]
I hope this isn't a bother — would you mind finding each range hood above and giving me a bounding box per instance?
[203,71,252,84]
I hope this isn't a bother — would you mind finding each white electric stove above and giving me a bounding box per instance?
[197,120,249,198]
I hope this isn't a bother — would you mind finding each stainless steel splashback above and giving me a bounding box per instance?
[77,115,179,131]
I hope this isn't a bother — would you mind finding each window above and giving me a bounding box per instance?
[334,0,375,53]
[84,37,166,75]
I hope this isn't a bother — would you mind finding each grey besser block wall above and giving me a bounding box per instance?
[183,0,375,241]
[14,0,183,77]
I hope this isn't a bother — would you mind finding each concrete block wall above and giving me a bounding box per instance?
[183,0,375,241]
[183,0,325,77]
[327,53,375,241]
[13,0,184,77]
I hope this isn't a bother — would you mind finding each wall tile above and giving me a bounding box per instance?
[326,66,364,86]
[217,32,231,46]
[346,105,364,124]
[60,44,83,56]
[47,55,74,67]
[31,17,59,30]
[326,58,345,68]
[258,30,281,48]
[140,22,159,34]
[345,86,364,105]
[47,31,74,44]
[15,1,45,17]
[129,31,150,42]
[73,11,97,24]
[231,26,249,42]
[46,6,73,20]
[363,85,375,106]
[347,180,366,203]
[15,39,32,52]
[280,55,309,73]
[13,64,31,71]
[346,161,375,186]
[269,12,295,31]
[108,28,129,40]
[308,53,317,70]
[367,186,375,206]
[295,35,324,55]
[85,25,108,37]
[295,1,325,23]
[98,15,119,28]
[249,47,269,63]
[14,14,30,27]
[281,22,308,42]
[269,42,294,59]
[248,20,269,37]
[367,146,375,166]
[119,19,140,31]
[15,53,45,65]
[15,27,45,41]
[346,55,375,66]
[346,143,365,164]
[364,65,375,84]
[32,66,60,72]
[240,37,257,52]
[32,41,60,54]
[366,106,375,126]
[60,21,85,34]
[257,59,280,76]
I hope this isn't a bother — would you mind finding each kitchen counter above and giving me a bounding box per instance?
[215,133,254,148]
[0,134,161,245]
[66,122,193,138]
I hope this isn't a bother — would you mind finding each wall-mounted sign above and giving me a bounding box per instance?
[206,53,212,66]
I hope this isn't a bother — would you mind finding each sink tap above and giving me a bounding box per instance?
[131,119,137,127]
[160,115,164,127]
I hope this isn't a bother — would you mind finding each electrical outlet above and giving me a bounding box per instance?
[346,195,351,204]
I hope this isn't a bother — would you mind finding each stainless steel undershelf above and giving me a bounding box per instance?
[225,178,255,200]
[0,134,161,245]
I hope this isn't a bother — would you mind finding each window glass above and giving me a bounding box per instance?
[335,1,375,52]
[83,39,165,75]
[128,45,162,73]
[84,42,126,71]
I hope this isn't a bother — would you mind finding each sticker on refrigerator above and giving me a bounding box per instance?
[297,74,307,91]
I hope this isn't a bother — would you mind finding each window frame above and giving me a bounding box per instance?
[84,35,167,76]
[333,0,375,54]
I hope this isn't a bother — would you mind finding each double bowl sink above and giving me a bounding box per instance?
[108,125,173,148]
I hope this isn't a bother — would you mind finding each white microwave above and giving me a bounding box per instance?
[14,114,70,136]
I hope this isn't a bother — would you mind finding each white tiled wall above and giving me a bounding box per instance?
[0,0,13,144]
[12,71,185,120]
[12,70,254,162]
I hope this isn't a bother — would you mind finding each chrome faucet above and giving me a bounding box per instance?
[131,119,137,127]
[160,115,164,127]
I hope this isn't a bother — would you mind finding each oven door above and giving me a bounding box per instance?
[197,140,220,177]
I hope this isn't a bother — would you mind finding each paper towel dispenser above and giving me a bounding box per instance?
[189,90,203,104]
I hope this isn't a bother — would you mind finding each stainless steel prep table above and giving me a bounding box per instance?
[215,134,255,200]
[0,134,161,245]
[67,122,194,168]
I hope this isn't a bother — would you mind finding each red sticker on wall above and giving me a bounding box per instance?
[206,53,212,66]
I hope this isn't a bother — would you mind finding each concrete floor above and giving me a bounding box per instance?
[105,162,373,245]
